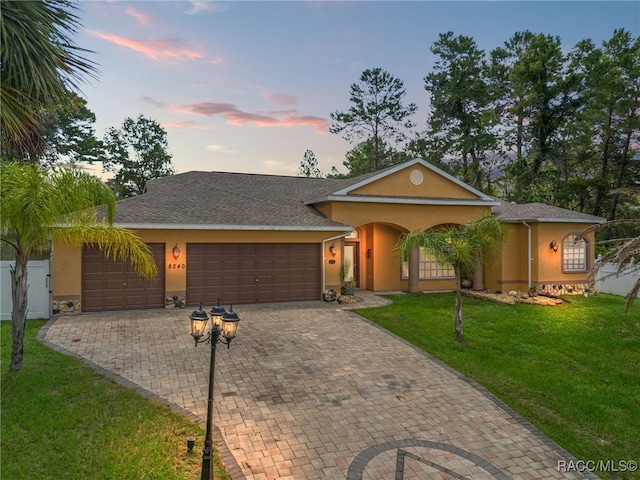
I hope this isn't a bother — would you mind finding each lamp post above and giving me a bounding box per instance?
[189,300,240,480]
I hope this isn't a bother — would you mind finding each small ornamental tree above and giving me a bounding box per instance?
[396,215,505,340]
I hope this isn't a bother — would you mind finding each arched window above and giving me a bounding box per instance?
[562,234,588,272]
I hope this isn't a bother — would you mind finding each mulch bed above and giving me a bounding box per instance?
[463,290,565,306]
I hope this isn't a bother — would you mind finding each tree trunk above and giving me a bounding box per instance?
[454,277,464,340]
[373,122,380,171]
[469,147,482,192]
[10,250,29,371]
[514,97,526,201]
[609,126,633,220]
[593,109,614,217]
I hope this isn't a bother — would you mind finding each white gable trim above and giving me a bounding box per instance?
[304,195,500,207]
[330,158,495,201]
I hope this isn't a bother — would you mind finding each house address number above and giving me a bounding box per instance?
[168,263,186,269]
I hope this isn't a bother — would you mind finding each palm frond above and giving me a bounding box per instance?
[1,0,97,158]
[52,223,158,279]
[624,280,640,313]
[1,162,117,255]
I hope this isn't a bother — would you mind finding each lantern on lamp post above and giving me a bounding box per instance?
[188,300,240,480]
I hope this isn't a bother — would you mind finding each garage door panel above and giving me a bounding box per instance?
[255,244,273,254]
[223,260,240,270]
[238,290,257,303]
[83,279,104,290]
[83,298,104,309]
[187,243,320,305]
[105,299,127,309]
[221,244,239,254]
[104,263,125,273]
[256,260,272,269]
[205,260,222,270]
[125,294,145,306]
[103,279,126,290]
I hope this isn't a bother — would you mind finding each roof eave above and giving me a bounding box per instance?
[304,195,501,207]
[114,223,353,231]
[499,217,607,224]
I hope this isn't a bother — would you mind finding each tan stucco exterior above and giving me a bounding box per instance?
[348,163,478,199]
[52,159,601,311]
[54,228,348,302]
[485,222,596,294]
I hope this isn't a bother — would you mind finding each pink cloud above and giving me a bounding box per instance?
[260,90,297,106]
[87,30,203,61]
[173,102,238,116]
[124,7,154,26]
[185,1,229,15]
[162,120,209,129]
[226,111,280,127]
[144,97,329,133]
[281,115,329,134]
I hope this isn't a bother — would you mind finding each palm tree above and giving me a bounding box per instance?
[1,0,97,161]
[397,215,505,340]
[1,162,158,371]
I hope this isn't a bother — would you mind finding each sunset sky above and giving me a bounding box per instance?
[76,1,639,177]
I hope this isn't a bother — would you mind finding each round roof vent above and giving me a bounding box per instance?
[410,169,424,186]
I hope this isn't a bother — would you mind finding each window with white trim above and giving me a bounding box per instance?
[562,234,587,272]
[402,247,455,279]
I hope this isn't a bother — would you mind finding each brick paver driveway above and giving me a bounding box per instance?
[41,292,593,479]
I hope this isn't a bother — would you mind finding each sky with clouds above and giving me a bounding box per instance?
[76,1,639,177]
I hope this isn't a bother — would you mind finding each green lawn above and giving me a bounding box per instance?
[355,293,640,478]
[1,320,230,480]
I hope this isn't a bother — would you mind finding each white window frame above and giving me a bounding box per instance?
[562,234,588,272]
[402,247,455,280]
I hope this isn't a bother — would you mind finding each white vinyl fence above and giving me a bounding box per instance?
[0,260,51,320]
[595,261,640,298]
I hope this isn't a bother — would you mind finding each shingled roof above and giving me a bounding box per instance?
[108,163,605,230]
[111,171,354,230]
[492,202,606,223]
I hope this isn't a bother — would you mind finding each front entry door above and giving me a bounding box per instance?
[344,242,359,287]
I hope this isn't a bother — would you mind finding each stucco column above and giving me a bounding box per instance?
[407,246,420,293]
[472,259,485,291]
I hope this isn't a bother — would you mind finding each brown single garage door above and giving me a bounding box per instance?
[82,243,165,312]
[187,243,321,305]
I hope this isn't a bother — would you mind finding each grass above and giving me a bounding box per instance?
[1,320,230,480]
[355,293,640,479]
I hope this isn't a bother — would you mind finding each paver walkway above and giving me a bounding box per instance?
[41,292,595,480]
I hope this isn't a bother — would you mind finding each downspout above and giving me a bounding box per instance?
[522,221,532,289]
[321,233,350,299]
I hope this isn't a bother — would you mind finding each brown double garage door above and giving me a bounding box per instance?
[82,243,321,311]
[82,244,166,312]
[186,243,321,306]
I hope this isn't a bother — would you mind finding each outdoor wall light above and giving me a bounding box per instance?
[329,243,337,257]
[549,240,559,253]
[188,300,240,480]
[173,244,181,260]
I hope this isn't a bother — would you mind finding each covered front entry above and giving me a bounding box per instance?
[186,243,321,305]
[82,243,165,312]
